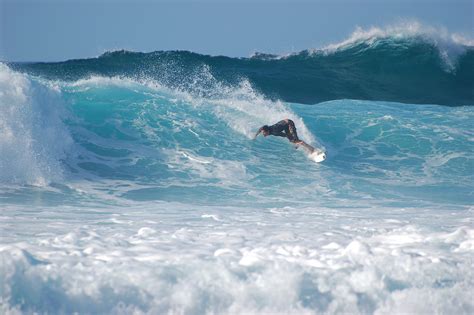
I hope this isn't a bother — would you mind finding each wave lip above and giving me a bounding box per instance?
[320,22,473,54]
[0,64,72,186]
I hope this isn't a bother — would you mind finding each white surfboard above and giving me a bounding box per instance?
[309,149,326,163]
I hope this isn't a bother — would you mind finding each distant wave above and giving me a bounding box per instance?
[8,23,474,105]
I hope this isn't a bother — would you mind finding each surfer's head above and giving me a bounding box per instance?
[261,125,270,136]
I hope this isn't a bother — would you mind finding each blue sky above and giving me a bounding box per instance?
[1,0,472,61]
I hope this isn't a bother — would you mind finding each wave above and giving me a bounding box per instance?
[9,24,474,106]
[1,63,472,208]
[0,63,319,191]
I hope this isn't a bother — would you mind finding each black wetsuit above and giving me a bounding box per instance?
[268,120,300,143]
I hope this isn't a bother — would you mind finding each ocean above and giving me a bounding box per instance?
[1,25,473,314]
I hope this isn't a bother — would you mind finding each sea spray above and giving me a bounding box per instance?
[0,64,72,185]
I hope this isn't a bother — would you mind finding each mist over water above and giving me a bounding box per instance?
[1,24,473,314]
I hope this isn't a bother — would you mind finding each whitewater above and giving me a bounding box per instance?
[1,25,473,314]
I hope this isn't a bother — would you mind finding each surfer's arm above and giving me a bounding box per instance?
[253,127,263,139]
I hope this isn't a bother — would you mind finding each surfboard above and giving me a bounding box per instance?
[296,141,326,163]
[309,149,326,163]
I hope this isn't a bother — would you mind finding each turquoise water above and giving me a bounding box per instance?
[1,28,474,314]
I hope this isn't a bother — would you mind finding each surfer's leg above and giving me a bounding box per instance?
[287,120,300,142]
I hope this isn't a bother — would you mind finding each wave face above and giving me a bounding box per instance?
[1,61,473,314]
[9,26,474,106]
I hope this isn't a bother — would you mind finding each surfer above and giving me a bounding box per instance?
[254,119,315,153]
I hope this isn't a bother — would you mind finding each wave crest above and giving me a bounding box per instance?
[317,21,473,71]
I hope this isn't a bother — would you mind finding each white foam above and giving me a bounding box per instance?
[166,149,252,187]
[208,79,318,145]
[323,21,471,50]
[0,64,72,185]
[1,203,472,314]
